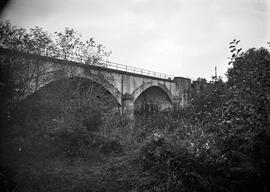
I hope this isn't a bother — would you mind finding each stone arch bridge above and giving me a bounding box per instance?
[0,49,191,118]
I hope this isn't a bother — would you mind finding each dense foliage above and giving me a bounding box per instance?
[136,41,270,191]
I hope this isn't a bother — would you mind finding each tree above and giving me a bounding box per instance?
[0,21,112,126]
[176,41,270,191]
[53,27,111,64]
[227,46,270,129]
[216,41,270,191]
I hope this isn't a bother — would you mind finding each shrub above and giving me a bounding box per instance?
[52,125,122,159]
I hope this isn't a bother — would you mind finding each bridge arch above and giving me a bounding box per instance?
[26,72,122,106]
[132,82,173,111]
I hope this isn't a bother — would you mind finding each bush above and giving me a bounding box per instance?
[52,125,122,159]
[137,134,268,192]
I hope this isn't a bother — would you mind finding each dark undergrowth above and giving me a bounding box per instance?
[1,110,269,192]
[0,121,133,192]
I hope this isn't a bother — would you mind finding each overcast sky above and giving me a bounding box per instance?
[1,0,269,80]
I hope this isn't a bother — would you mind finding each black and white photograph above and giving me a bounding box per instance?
[0,0,269,191]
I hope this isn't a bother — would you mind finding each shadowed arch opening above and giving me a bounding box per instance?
[25,77,120,109]
[15,77,121,134]
[23,72,122,106]
[134,85,173,112]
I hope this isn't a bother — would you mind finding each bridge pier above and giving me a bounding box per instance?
[122,93,135,120]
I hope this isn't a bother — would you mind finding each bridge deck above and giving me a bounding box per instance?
[0,48,175,81]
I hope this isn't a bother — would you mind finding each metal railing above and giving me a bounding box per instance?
[50,52,174,80]
[63,52,174,79]
[97,60,174,80]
